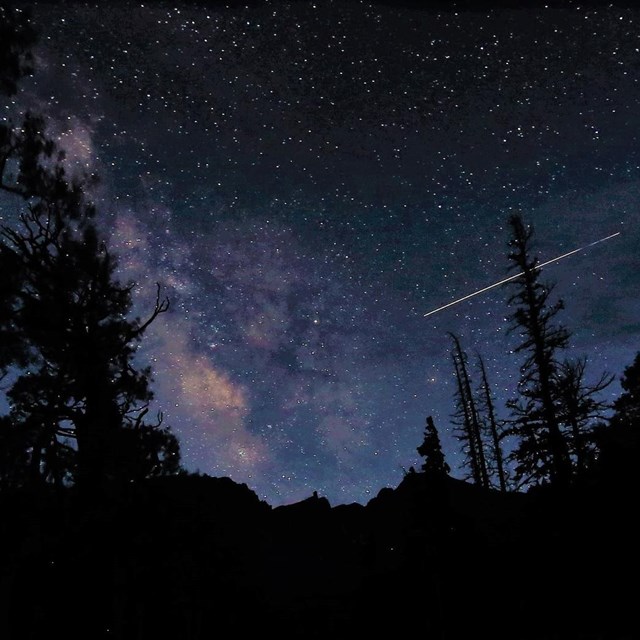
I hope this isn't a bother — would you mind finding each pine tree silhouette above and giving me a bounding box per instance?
[0,6,181,494]
[610,352,640,429]
[504,213,572,488]
[0,6,36,99]
[417,416,450,475]
[476,353,508,491]
[554,357,612,475]
[449,333,488,488]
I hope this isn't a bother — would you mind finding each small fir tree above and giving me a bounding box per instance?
[417,416,450,475]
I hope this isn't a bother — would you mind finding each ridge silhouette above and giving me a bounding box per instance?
[0,448,637,639]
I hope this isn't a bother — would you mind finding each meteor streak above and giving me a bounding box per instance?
[424,231,621,318]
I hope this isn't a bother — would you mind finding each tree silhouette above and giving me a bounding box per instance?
[504,213,572,488]
[0,6,36,98]
[476,353,508,491]
[610,351,640,429]
[0,6,38,379]
[449,333,489,488]
[0,7,181,493]
[596,351,640,483]
[417,416,450,475]
[555,357,613,475]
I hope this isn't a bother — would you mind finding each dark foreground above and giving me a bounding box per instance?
[0,435,637,640]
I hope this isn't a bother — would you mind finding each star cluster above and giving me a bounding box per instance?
[6,0,640,505]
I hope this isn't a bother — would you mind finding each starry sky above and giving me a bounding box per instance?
[4,0,639,506]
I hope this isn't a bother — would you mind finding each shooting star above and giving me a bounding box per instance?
[424,231,621,318]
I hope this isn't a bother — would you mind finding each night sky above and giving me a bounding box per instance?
[4,0,639,506]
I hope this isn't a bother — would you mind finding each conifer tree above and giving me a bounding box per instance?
[449,333,489,488]
[476,353,508,491]
[0,6,37,379]
[0,6,36,98]
[504,213,572,487]
[417,416,450,475]
[554,357,613,474]
[0,5,180,492]
[596,352,640,481]
[609,351,640,429]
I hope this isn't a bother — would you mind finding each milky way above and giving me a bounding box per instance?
[4,0,639,506]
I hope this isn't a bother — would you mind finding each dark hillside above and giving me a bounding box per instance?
[1,442,637,639]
